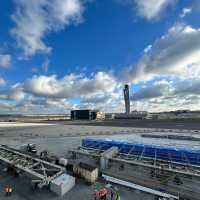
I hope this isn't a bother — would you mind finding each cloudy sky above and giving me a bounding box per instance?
[0,0,200,114]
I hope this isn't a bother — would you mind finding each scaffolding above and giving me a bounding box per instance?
[0,145,65,188]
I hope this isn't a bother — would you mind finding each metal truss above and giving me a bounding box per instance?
[74,147,200,177]
[0,145,65,188]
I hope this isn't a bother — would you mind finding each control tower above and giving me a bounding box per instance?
[123,84,130,114]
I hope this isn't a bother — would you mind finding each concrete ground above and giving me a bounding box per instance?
[66,119,200,130]
[0,170,154,200]
[0,123,199,155]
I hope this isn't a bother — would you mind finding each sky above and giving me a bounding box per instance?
[0,0,200,114]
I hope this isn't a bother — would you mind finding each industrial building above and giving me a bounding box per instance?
[71,109,105,120]
[148,110,200,120]
[115,111,148,119]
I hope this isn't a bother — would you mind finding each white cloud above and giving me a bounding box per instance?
[124,23,200,83]
[15,98,74,114]
[0,71,123,113]
[11,0,85,56]
[130,77,200,112]
[134,93,200,112]
[180,7,192,18]
[23,72,119,98]
[0,102,16,113]
[81,94,112,104]
[131,83,169,100]
[0,78,6,86]
[123,22,200,112]
[2,71,200,113]
[0,84,25,102]
[174,78,200,95]
[9,86,25,101]
[134,0,175,20]
[0,72,123,113]
[0,54,11,68]
[143,45,152,53]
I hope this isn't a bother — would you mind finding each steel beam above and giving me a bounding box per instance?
[0,145,65,188]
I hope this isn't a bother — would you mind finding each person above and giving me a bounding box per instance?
[110,190,114,200]
[92,190,97,200]
[4,186,9,196]
[100,188,107,200]
[93,193,97,200]
[8,186,13,196]
[100,194,107,200]
[115,194,121,200]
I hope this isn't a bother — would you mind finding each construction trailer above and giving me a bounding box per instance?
[73,162,98,183]
[0,145,74,196]
[70,138,200,200]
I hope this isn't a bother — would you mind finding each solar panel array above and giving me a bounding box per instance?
[82,138,200,166]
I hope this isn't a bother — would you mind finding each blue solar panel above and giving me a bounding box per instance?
[82,139,200,166]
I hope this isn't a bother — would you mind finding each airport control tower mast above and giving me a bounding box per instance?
[124,84,130,115]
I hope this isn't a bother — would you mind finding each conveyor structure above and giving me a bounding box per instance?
[0,145,65,188]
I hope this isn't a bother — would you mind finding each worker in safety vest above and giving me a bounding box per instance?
[115,194,121,200]
[100,188,108,200]
[8,186,13,196]
[110,190,114,200]
[92,190,98,200]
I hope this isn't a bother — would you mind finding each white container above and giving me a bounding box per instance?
[50,174,75,196]
[59,158,68,166]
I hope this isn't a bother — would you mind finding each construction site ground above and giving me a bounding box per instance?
[0,122,199,199]
[0,168,154,200]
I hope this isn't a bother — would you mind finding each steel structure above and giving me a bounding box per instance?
[123,84,130,114]
[81,139,200,177]
[71,139,200,200]
[102,174,179,199]
[0,145,65,188]
[82,139,200,166]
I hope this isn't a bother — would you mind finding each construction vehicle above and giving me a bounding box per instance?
[40,149,58,164]
[19,143,37,154]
